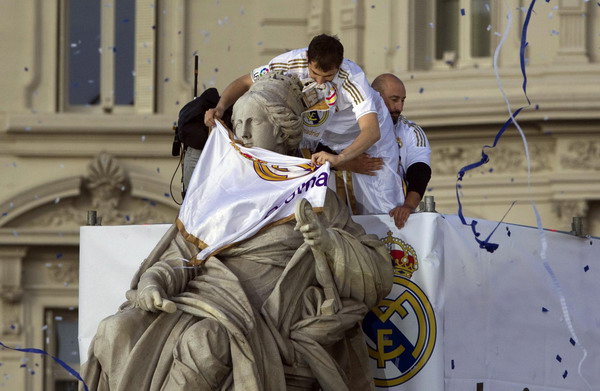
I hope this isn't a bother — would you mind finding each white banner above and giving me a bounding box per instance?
[355,214,445,391]
[441,215,599,391]
[178,122,330,261]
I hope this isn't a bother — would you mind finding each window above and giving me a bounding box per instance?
[413,0,493,70]
[44,308,80,391]
[59,0,155,113]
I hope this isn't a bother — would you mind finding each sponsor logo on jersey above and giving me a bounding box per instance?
[252,66,270,81]
[302,110,329,127]
[362,232,437,387]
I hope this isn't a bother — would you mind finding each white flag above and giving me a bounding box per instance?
[178,122,330,262]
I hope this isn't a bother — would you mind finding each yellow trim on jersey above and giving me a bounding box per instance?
[338,69,364,105]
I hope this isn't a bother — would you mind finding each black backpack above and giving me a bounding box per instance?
[175,88,233,151]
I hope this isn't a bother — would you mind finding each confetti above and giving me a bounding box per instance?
[551,29,560,36]
[460,8,465,16]
[451,359,455,369]
[419,87,424,94]
[542,307,548,312]
[562,370,568,379]
[556,354,562,362]
[56,253,63,259]
[569,337,576,346]
[584,265,589,272]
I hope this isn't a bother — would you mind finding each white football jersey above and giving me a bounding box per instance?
[394,115,431,180]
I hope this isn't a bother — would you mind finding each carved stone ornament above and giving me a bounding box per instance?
[28,152,173,227]
[45,261,79,286]
[560,140,600,170]
[432,142,553,177]
[551,200,589,227]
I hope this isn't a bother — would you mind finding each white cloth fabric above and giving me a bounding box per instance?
[178,121,330,261]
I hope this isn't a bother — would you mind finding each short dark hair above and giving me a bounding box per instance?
[307,34,344,72]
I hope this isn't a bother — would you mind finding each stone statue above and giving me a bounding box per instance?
[80,72,393,391]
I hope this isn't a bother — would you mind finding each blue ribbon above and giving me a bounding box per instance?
[455,0,536,252]
[0,341,89,391]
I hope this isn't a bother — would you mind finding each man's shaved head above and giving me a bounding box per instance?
[372,73,406,124]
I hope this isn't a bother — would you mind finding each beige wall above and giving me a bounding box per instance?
[1,1,599,389]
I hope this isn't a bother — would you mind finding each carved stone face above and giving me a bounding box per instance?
[232,93,286,154]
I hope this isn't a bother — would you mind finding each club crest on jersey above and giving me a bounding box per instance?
[302,110,329,127]
[396,136,403,148]
[362,232,437,387]
[231,141,319,182]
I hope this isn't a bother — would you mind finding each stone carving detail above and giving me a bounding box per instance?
[28,152,173,227]
[431,142,553,177]
[560,140,600,170]
[45,261,79,286]
[431,146,471,176]
[551,200,589,227]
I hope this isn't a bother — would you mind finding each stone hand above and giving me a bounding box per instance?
[133,279,177,313]
[294,198,334,254]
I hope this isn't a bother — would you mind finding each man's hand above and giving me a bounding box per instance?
[389,205,415,229]
[337,153,383,176]
[312,151,345,167]
[204,107,223,128]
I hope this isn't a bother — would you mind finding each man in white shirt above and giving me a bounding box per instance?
[205,34,405,218]
[371,73,432,228]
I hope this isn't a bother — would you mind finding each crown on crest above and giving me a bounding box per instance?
[381,231,418,278]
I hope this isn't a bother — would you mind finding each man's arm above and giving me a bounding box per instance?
[204,74,253,127]
[389,162,432,228]
[312,112,380,167]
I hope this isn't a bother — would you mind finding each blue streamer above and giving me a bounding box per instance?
[455,1,536,252]
[0,341,89,391]
[519,0,536,106]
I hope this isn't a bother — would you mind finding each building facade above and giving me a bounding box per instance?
[0,1,599,389]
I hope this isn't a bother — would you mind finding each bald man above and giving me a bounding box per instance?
[372,74,432,229]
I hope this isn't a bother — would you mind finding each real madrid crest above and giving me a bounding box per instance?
[362,231,437,387]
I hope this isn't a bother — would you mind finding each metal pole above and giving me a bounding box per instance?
[571,216,584,237]
[422,195,436,213]
[86,211,97,226]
